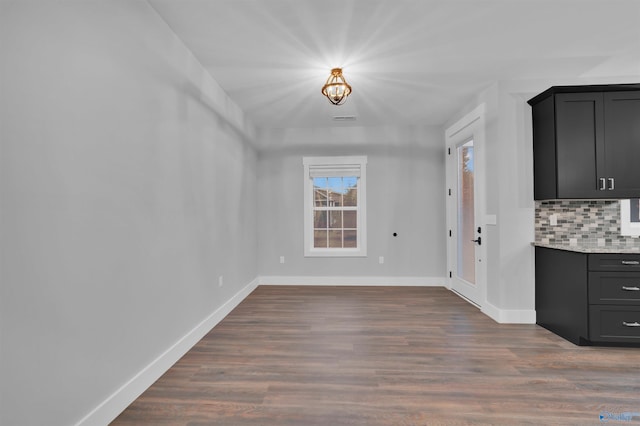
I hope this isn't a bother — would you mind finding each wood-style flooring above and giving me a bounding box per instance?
[111,286,640,425]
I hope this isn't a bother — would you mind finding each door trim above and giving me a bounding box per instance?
[445,104,487,308]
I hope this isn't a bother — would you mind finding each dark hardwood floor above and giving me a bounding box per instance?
[111,286,640,425]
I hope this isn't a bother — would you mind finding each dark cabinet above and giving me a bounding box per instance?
[588,253,640,343]
[536,246,640,345]
[603,91,640,197]
[554,92,603,199]
[535,247,588,345]
[528,84,640,200]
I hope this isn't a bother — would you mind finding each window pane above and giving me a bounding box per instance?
[343,176,357,188]
[328,230,342,248]
[344,230,357,248]
[314,211,327,228]
[327,177,342,191]
[313,177,328,188]
[313,178,328,207]
[314,230,327,248]
[327,177,343,206]
[314,190,328,207]
[329,211,342,228]
[631,198,640,223]
[328,191,342,207]
[343,210,357,228]
[343,187,357,206]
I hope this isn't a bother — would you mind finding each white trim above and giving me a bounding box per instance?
[75,278,259,426]
[258,276,445,286]
[481,301,536,324]
[445,104,486,139]
[445,103,487,308]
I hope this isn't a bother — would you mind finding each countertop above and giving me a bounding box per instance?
[533,242,640,253]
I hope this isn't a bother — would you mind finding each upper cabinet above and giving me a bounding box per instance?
[528,84,640,200]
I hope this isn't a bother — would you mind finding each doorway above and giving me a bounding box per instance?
[446,105,486,307]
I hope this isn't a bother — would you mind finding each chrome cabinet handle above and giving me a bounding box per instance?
[621,260,640,265]
[608,177,615,190]
[599,178,606,190]
[622,286,640,291]
[623,321,640,327]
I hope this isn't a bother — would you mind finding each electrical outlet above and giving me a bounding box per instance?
[549,214,558,226]
[280,256,285,264]
[218,276,223,287]
[379,256,384,264]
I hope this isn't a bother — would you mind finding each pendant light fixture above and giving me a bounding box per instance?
[321,68,352,105]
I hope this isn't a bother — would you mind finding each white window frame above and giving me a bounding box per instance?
[620,199,640,237]
[303,156,367,257]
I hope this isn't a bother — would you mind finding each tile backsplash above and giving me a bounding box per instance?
[535,200,640,249]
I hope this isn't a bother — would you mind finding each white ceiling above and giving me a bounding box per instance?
[149,0,640,129]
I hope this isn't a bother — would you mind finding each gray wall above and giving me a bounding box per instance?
[0,2,257,425]
[446,83,536,315]
[447,76,637,317]
[257,126,446,279]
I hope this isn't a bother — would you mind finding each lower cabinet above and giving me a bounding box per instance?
[535,246,640,345]
[589,306,640,343]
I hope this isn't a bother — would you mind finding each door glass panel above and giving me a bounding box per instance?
[457,140,475,285]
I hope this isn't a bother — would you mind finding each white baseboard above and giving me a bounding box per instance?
[76,275,532,425]
[258,275,445,286]
[76,278,259,426]
[482,301,536,324]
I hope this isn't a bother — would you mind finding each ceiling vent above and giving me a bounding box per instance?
[332,115,357,122]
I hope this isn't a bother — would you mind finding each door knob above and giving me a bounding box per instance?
[471,237,482,245]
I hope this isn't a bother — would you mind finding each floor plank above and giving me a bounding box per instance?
[111,286,640,425]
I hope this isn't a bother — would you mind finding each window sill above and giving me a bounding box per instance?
[304,249,367,258]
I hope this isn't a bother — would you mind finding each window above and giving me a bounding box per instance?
[303,156,367,257]
[620,199,640,236]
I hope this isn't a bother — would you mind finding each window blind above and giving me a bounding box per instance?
[308,164,361,178]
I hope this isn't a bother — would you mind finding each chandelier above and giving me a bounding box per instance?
[321,68,352,105]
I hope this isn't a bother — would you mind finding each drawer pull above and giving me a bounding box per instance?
[621,260,640,265]
[622,286,640,291]
[622,321,640,327]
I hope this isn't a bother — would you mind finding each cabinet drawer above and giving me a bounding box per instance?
[588,272,640,304]
[589,306,640,343]
[589,254,640,271]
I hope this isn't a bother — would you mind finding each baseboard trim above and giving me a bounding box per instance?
[482,301,536,324]
[75,275,532,425]
[76,278,259,426]
[258,276,445,286]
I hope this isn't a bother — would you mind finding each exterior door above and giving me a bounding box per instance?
[446,105,486,307]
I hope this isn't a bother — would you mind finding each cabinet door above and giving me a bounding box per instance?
[535,247,589,345]
[531,96,557,199]
[589,305,640,343]
[555,93,604,198]
[604,91,640,197]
